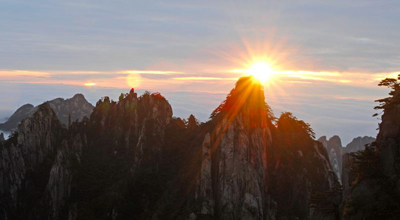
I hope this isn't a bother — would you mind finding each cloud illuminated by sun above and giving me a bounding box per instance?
[84,82,96,87]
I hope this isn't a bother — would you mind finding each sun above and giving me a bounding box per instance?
[248,62,275,83]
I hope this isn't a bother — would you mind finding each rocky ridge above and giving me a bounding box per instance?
[0,94,94,132]
[0,79,341,220]
[342,136,375,154]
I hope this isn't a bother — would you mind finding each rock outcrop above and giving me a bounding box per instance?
[0,94,93,132]
[195,83,272,219]
[318,136,343,183]
[342,87,400,220]
[0,103,64,219]
[375,91,400,177]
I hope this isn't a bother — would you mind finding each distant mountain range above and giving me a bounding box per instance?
[0,94,93,132]
[317,135,375,183]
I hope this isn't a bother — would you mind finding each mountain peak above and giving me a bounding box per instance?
[72,93,85,99]
[211,76,271,127]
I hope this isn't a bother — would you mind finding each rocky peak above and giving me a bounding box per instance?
[318,135,343,183]
[72,93,85,100]
[0,94,94,132]
[343,136,375,154]
[211,76,271,128]
[0,104,34,131]
[196,77,272,219]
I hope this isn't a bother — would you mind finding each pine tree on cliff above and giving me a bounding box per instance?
[210,75,274,127]
[374,74,400,111]
[187,114,199,130]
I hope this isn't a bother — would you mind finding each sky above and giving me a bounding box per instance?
[1,0,399,144]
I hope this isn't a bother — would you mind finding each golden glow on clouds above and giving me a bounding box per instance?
[173,77,237,81]
[0,70,50,77]
[121,70,182,75]
[0,68,399,92]
[126,73,142,88]
[84,82,96,87]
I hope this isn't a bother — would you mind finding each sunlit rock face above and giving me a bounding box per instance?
[197,113,272,219]
[195,77,341,220]
[196,77,272,220]
[0,94,93,132]
[318,136,343,183]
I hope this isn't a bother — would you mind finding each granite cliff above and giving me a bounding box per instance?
[341,78,400,220]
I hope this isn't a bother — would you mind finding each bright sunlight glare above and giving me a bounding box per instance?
[248,62,275,83]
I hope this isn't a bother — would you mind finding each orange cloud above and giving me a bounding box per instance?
[120,70,183,75]
[0,68,399,93]
[84,82,97,87]
[173,77,237,81]
[0,70,50,78]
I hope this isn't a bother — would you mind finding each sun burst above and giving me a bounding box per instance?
[248,61,276,83]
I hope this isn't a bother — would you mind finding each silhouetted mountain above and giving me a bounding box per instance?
[0,104,34,131]
[0,94,93,132]
[317,135,376,185]
[0,79,341,220]
[342,136,375,154]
